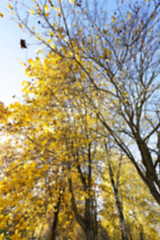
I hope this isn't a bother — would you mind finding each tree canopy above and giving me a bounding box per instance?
[0,0,160,239]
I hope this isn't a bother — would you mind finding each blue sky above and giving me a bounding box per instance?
[0,0,118,106]
[0,1,37,105]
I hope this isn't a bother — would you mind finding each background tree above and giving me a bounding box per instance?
[101,148,160,240]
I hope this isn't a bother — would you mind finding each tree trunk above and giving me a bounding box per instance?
[50,189,64,240]
[108,161,129,240]
[115,195,129,240]
[85,226,98,240]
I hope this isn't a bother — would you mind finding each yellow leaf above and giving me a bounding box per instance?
[44,4,49,12]
[127,12,131,20]
[8,3,13,10]
[81,196,85,201]
[135,29,139,36]
[112,17,116,23]
[0,13,4,18]
[37,8,41,15]
[18,23,23,29]
[0,233,4,240]
[45,12,50,17]
[30,9,35,15]
[48,0,55,8]
[27,58,34,65]
[123,92,127,96]
[69,0,76,3]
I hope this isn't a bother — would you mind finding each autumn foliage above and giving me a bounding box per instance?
[0,0,160,239]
